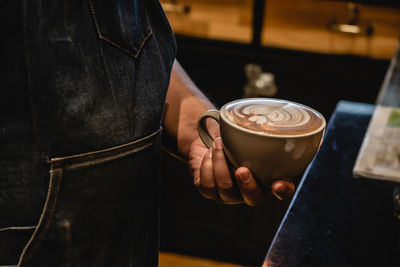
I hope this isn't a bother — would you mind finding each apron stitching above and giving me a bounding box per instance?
[49,127,162,169]
[0,226,36,232]
[88,0,152,59]
[61,142,153,170]
[17,169,63,267]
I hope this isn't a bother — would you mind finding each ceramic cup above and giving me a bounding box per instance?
[197,98,326,186]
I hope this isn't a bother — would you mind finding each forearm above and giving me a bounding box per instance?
[163,60,218,158]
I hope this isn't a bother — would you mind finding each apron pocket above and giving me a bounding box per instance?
[17,128,162,267]
[89,0,153,58]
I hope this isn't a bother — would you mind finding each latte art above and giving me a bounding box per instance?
[223,99,323,135]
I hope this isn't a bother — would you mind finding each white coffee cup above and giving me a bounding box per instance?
[197,98,326,186]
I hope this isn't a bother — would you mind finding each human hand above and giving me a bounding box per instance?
[188,136,295,206]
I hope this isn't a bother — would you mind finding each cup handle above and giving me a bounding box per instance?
[197,109,220,149]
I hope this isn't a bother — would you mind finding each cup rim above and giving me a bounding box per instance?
[220,98,326,138]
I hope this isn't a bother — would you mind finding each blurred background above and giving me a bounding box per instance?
[158,1,400,266]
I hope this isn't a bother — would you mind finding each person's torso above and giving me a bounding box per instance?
[0,0,176,266]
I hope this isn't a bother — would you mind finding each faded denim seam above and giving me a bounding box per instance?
[17,168,62,267]
[89,0,153,59]
[50,127,162,170]
[0,227,36,232]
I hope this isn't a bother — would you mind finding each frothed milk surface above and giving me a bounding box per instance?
[223,98,324,135]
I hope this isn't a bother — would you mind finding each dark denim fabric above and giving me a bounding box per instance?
[1,0,176,266]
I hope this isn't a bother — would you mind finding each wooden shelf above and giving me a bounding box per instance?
[161,0,253,43]
[162,0,400,59]
[261,0,400,59]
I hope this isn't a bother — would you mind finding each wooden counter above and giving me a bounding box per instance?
[263,42,400,267]
[262,0,400,59]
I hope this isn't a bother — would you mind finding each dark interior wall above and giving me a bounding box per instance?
[160,35,390,266]
[173,36,389,120]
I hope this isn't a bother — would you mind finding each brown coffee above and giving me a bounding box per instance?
[223,98,324,135]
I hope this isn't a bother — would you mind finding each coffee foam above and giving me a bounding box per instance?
[223,99,323,135]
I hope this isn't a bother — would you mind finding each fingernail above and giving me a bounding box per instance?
[214,137,223,150]
[271,183,286,200]
[271,180,294,200]
[207,148,212,159]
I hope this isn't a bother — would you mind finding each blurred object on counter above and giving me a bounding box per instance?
[353,105,400,183]
[326,2,374,36]
[161,0,191,15]
[243,64,278,98]
[354,42,400,227]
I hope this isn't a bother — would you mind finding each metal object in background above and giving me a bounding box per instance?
[161,0,191,15]
[243,64,277,97]
[327,2,374,36]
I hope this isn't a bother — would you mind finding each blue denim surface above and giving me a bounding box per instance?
[1,0,176,265]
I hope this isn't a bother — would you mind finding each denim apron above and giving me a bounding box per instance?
[0,0,176,266]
